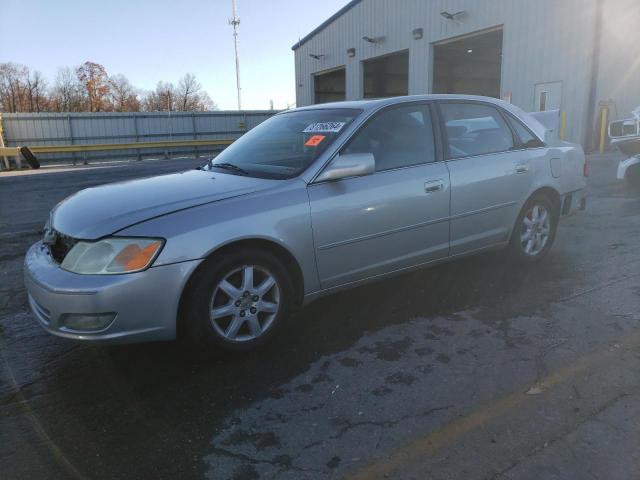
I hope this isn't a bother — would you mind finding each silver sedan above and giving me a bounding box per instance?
[24,95,588,350]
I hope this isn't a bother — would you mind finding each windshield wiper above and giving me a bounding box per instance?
[209,162,249,176]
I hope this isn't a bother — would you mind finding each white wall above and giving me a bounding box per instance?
[597,0,640,124]
[294,0,601,144]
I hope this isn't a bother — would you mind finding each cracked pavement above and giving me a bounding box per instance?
[1,153,640,479]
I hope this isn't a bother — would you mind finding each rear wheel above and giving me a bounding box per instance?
[509,195,558,262]
[183,249,294,351]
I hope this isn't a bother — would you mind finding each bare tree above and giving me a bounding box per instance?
[0,64,50,112]
[142,81,177,112]
[174,74,217,111]
[0,63,18,112]
[195,90,217,111]
[0,62,218,113]
[26,71,48,112]
[110,74,140,112]
[50,67,84,112]
[176,73,201,111]
[0,62,30,112]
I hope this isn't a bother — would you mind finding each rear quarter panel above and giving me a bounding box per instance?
[523,143,586,207]
[552,143,588,194]
[492,143,585,246]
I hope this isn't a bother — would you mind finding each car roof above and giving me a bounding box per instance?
[288,95,548,142]
[291,94,508,112]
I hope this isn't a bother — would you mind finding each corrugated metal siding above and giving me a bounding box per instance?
[295,0,600,144]
[597,0,640,123]
[2,111,276,164]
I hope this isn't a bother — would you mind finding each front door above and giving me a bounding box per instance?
[308,103,451,289]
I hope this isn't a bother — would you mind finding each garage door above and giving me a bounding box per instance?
[314,68,346,104]
[433,28,503,98]
[363,50,409,98]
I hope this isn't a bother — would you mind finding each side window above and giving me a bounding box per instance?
[343,104,436,172]
[506,114,545,149]
[440,103,514,159]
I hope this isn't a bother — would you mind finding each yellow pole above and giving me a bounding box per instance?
[0,113,10,170]
[599,107,609,154]
[560,111,567,140]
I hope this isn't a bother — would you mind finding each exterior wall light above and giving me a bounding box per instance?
[412,28,424,40]
[362,36,384,45]
[347,48,356,57]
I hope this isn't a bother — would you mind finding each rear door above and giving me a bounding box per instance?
[438,101,534,255]
[308,103,451,289]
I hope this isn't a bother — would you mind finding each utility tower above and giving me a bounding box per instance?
[229,0,242,110]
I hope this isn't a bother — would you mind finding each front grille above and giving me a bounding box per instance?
[49,231,77,263]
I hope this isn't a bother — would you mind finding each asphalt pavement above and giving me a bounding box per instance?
[1,153,639,480]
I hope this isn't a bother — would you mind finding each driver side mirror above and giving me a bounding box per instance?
[315,153,375,182]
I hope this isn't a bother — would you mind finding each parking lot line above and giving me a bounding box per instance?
[348,330,640,480]
[0,348,84,480]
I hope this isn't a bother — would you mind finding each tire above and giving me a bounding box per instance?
[625,164,640,189]
[182,248,295,352]
[20,147,40,169]
[509,194,558,263]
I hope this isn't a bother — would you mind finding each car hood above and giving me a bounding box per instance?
[51,169,278,239]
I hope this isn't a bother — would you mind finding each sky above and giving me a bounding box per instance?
[0,0,351,110]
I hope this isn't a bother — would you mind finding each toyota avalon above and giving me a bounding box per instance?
[24,95,588,350]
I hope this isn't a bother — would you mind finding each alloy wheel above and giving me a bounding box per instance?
[520,204,551,256]
[209,265,280,342]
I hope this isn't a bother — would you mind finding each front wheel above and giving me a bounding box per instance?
[509,195,558,262]
[182,249,294,351]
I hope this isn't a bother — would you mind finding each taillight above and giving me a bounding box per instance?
[583,161,589,177]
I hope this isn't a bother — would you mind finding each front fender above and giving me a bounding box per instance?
[618,156,640,181]
[117,179,320,294]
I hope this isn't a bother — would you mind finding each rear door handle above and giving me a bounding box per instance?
[515,163,529,174]
[424,180,444,193]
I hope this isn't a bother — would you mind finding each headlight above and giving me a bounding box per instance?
[61,237,164,275]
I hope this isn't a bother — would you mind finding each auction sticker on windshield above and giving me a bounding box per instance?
[303,122,346,133]
[305,135,326,147]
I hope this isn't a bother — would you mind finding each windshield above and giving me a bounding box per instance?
[207,108,361,179]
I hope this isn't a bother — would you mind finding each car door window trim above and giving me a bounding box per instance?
[311,101,442,184]
[436,100,523,161]
[502,111,547,150]
[309,157,448,187]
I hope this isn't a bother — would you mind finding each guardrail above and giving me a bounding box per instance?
[0,147,19,156]
[0,146,20,169]
[0,138,236,171]
[1,110,276,165]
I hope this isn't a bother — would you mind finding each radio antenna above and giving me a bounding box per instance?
[230,0,242,110]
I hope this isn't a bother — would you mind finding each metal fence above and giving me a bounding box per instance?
[1,110,278,164]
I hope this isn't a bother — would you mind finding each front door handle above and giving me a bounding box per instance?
[424,180,444,193]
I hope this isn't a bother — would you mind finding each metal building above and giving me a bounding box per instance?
[292,0,640,146]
